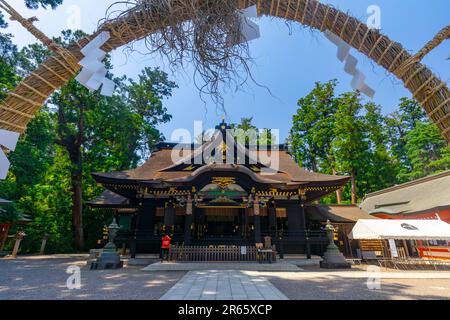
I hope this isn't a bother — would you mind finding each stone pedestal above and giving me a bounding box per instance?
[39,234,49,255]
[90,220,123,270]
[320,220,351,269]
[90,251,123,270]
[11,231,25,258]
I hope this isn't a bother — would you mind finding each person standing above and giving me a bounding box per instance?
[160,234,172,263]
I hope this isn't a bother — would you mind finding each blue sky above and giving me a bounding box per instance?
[4,0,449,142]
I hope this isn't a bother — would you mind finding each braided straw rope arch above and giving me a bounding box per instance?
[0,0,449,142]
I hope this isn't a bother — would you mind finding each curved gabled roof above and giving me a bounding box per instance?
[92,146,349,188]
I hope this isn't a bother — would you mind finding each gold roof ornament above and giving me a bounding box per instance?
[211,177,236,190]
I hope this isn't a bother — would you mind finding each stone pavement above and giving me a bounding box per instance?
[160,270,288,300]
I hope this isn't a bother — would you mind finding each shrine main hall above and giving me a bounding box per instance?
[89,121,350,257]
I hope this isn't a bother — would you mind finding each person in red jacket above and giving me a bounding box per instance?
[160,234,172,263]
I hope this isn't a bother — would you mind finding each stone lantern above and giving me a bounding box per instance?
[104,220,120,252]
[320,220,351,269]
[90,219,123,270]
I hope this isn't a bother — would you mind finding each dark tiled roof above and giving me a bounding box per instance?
[92,148,349,187]
[306,205,377,223]
[361,170,450,215]
[0,198,11,205]
[87,190,129,208]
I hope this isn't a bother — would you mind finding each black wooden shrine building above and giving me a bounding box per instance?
[89,121,350,256]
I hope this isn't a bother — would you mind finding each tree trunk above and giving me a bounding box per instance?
[351,170,357,205]
[0,224,11,251]
[332,168,343,204]
[57,103,85,251]
[311,157,319,173]
[71,168,84,250]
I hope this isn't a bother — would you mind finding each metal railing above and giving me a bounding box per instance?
[169,244,277,262]
[115,229,329,257]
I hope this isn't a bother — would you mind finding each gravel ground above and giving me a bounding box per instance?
[264,272,450,300]
[2,256,450,300]
[0,256,185,300]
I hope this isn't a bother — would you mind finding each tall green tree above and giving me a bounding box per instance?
[290,80,338,173]
[385,97,449,182]
[1,29,177,251]
[363,102,398,192]
[400,122,450,180]
[290,80,345,202]
[49,71,175,249]
[385,98,428,171]
[332,92,370,204]
[290,83,449,205]
[0,33,19,100]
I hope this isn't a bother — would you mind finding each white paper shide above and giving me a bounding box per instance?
[228,5,260,47]
[324,30,375,98]
[75,31,115,97]
[0,129,20,180]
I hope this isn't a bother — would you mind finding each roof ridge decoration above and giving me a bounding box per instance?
[163,121,284,175]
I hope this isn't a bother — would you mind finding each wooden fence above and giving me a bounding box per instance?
[169,245,277,262]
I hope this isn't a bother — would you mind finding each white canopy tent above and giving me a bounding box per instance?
[349,219,450,241]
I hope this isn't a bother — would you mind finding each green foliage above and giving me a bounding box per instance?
[0,27,176,253]
[399,122,450,180]
[9,109,56,191]
[18,147,74,253]
[0,34,20,100]
[363,103,399,192]
[291,80,337,172]
[290,81,449,204]
[0,204,23,224]
[332,92,370,196]
[231,117,274,145]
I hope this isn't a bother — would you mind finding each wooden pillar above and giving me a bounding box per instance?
[299,198,311,260]
[130,212,138,259]
[253,199,261,244]
[268,201,277,236]
[403,240,410,257]
[184,198,193,245]
[241,208,248,239]
[131,201,156,259]
[164,200,176,234]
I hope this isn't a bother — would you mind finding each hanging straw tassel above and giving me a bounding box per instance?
[395,25,450,78]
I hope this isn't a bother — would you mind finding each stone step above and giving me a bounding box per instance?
[143,261,302,272]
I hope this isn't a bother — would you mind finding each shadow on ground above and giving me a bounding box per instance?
[263,271,450,300]
[0,257,185,300]
[2,257,450,300]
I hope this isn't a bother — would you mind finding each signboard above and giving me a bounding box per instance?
[240,246,247,255]
[388,239,399,258]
